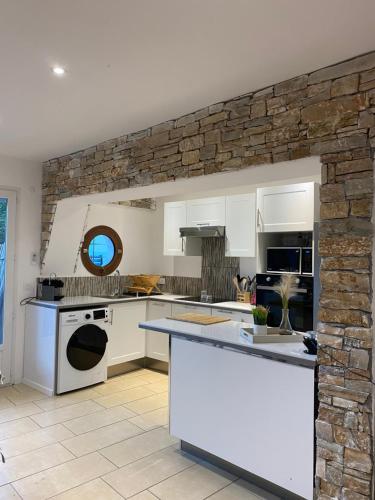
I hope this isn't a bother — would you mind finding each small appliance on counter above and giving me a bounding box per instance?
[37,274,64,301]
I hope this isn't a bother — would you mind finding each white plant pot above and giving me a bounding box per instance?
[253,324,267,335]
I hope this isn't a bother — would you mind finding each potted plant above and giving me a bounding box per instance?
[252,306,269,335]
[273,274,296,334]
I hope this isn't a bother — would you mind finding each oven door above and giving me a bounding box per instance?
[256,286,313,332]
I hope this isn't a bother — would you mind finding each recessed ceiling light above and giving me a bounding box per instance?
[52,66,65,76]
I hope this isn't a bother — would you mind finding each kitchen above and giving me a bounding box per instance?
[0,2,373,498]
[24,158,320,499]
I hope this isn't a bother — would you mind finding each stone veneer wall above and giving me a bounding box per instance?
[42,51,375,498]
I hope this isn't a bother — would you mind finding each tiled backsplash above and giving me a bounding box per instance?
[44,237,238,299]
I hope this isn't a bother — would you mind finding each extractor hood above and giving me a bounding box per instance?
[179,226,225,238]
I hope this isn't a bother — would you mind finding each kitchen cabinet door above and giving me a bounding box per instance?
[213,307,254,324]
[186,197,225,227]
[146,301,171,362]
[256,182,316,232]
[164,201,186,256]
[107,301,146,366]
[225,193,256,257]
[172,303,212,316]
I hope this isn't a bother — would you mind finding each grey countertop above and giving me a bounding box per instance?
[30,294,255,314]
[140,318,317,368]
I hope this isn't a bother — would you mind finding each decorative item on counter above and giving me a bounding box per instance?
[37,273,64,301]
[235,274,256,304]
[273,274,296,335]
[252,305,269,335]
[303,331,318,355]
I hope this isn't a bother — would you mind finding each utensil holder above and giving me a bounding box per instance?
[236,291,251,303]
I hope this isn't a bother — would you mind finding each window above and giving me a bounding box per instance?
[81,225,123,276]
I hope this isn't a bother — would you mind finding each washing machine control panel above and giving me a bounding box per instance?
[60,308,108,326]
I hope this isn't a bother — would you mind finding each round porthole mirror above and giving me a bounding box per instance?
[81,225,123,276]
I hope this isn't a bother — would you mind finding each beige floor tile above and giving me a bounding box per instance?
[0,484,21,499]
[13,452,116,500]
[128,406,169,430]
[0,386,45,406]
[106,369,149,383]
[35,388,101,411]
[93,377,149,396]
[61,420,142,456]
[150,461,236,499]
[95,386,155,409]
[207,479,280,500]
[31,400,103,427]
[0,424,74,458]
[125,392,168,415]
[0,398,15,411]
[138,372,168,384]
[129,492,158,500]
[0,443,74,485]
[50,477,122,499]
[0,417,40,440]
[63,405,136,435]
[101,427,178,467]
[147,380,169,394]
[0,403,42,424]
[103,446,197,498]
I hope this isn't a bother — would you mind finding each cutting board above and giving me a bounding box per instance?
[168,313,231,325]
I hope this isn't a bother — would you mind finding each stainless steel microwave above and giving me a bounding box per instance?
[266,247,312,274]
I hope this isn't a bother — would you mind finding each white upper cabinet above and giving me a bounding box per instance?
[256,182,316,233]
[164,201,186,256]
[225,193,256,257]
[186,196,225,227]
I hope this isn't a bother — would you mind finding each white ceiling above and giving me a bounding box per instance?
[0,0,374,162]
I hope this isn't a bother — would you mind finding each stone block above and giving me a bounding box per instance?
[331,75,359,97]
[274,74,308,96]
[151,121,174,135]
[182,150,200,165]
[320,290,371,311]
[182,122,199,138]
[310,134,368,155]
[316,420,333,441]
[320,201,349,219]
[344,448,372,474]
[250,100,266,118]
[318,308,369,328]
[349,349,369,371]
[179,135,204,152]
[272,108,300,128]
[336,158,373,175]
[205,129,221,145]
[200,111,227,127]
[176,113,195,128]
[199,144,216,160]
[350,199,372,217]
[345,178,373,198]
[319,236,372,257]
[358,110,375,128]
[308,52,375,84]
[320,183,346,202]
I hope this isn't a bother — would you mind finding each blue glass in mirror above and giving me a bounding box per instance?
[88,234,115,267]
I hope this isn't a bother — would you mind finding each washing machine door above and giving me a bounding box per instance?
[66,324,108,371]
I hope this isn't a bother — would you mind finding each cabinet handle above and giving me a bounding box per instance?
[256,208,260,228]
[217,309,233,314]
[197,223,210,226]
[181,237,184,253]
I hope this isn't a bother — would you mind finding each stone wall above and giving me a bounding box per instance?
[42,51,375,498]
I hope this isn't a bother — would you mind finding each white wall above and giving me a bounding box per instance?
[0,154,41,384]
[43,203,156,276]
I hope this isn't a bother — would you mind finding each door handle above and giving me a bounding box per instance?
[108,309,114,325]
[181,237,185,253]
[256,208,260,228]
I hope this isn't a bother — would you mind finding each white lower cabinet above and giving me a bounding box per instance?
[170,337,314,500]
[213,308,254,324]
[172,303,212,316]
[146,301,172,362]
[107,301,146,366]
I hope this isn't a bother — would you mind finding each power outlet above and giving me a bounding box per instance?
[158,276,166,285]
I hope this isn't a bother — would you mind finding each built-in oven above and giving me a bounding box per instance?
[256,273,314,332]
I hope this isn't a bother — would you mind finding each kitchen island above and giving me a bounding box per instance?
[140,318,316,500]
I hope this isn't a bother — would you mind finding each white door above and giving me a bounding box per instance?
[186,197,225,227]
[107,301,146,366]
[146,301,171,362]
[163,201,186,256]
[225,193,256,257]
[0,190,16,384]
[256,182,315,232]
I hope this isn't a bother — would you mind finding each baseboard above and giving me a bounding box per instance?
[22,378,54,397]
[181,441,306,500]
[107,359,145,378]
[144,357,168,374]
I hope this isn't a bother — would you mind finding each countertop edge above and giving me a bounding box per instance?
[140,321,316,369]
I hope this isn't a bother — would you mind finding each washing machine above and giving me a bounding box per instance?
[57,307,109,394]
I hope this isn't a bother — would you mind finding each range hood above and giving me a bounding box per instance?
[179,226,225,238]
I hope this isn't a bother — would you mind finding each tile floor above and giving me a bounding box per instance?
[0,369,279,499]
